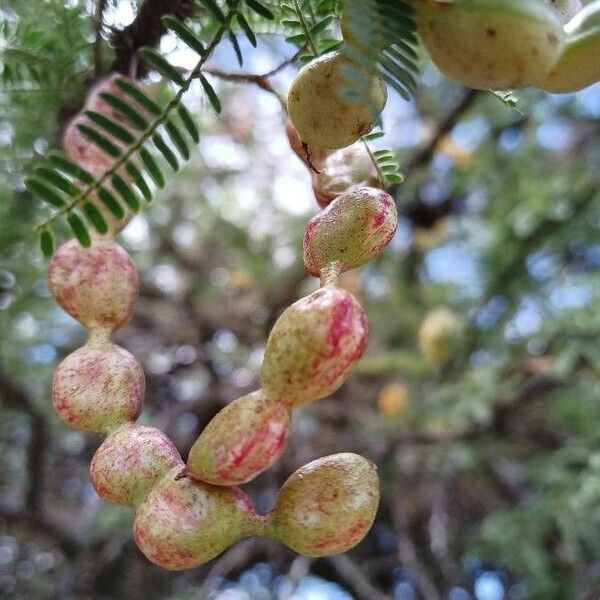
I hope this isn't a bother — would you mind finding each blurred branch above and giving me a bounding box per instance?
[280,555,312,600]
[428,480,464,586]
[326,554,393,600]
[0,507,79,557]
[392,492,443,600]
[403,89,480,174]
[26,413,48,512]
[204,46,306,107]
[111,0,196,76]
[0,367,47,512]
[93,0,108,76]
[195,539,262,597]
[0,366,42,415]
[355,349,429,379]
[387,374,563,449]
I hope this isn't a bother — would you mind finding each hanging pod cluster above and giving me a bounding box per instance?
[413,0,600,93]
[48,206,383,569]
[46,27,403,565]
[61,75,153,234]
[185,184,397,487]
[46,0,600,573]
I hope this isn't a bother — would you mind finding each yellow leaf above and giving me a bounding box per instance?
[377,382,409,416]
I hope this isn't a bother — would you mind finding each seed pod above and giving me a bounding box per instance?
[63,114,114,177]
[304,187,397,277]
[134,467,262,570]
[48,238,139,330]
[86,74,138,125]
[62,118,135,235]
[186,390,290,486]
[285,120,330,170]
[311,145,380,208]
[415,0,564,90]
[53,336,144,432]
[536,1,600,93]
[268,453,379,557]
[288,51,387,150]
[545,0,583,24]
[418,308,465,366]
[90,423,183,507]
[261,287,368,406]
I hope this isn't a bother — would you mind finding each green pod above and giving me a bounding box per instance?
[303,186,397,277]
[261,286,368,406]
[53,335,144,433]
[186,390,291,486]
[266,453,380,557]
[288,51,387,150]
[91,423,183,507]
[537,1,600,93]
[134,468,263,570]
[415,0,564,90]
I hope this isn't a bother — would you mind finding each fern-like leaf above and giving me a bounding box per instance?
[39,228,55,258]
[162,15,207,56]
[246,0,275,20]
[28,0,273,254]
[82,202,109,235]
[199,74,222,113]
[67,212,91,247]
[362,134,404,185]
[139,47,186,86]
[178,105,200,143]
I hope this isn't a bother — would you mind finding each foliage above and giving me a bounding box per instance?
[0,1,599,599]
[14,0,416,255]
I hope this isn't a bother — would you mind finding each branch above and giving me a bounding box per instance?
[111,0,197,76]
[386,374,562,449]
[94,0,109,76]
[326,554,393,600]
[403,89,480,174]
[204,46,305,108]
[392,493,443,600]
[195,539,262,597]
[0,368,48,516]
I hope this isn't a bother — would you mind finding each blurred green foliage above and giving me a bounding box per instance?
[0,1,599,599]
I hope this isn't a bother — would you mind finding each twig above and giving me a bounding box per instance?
[93,0,109,77]
[195,539,262,597]
[111,0,196,76]
[280,555,312,600]
[204,46,305,109]
[403,89,480,174]
[327,554,393,600]
[392,493,443,600]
